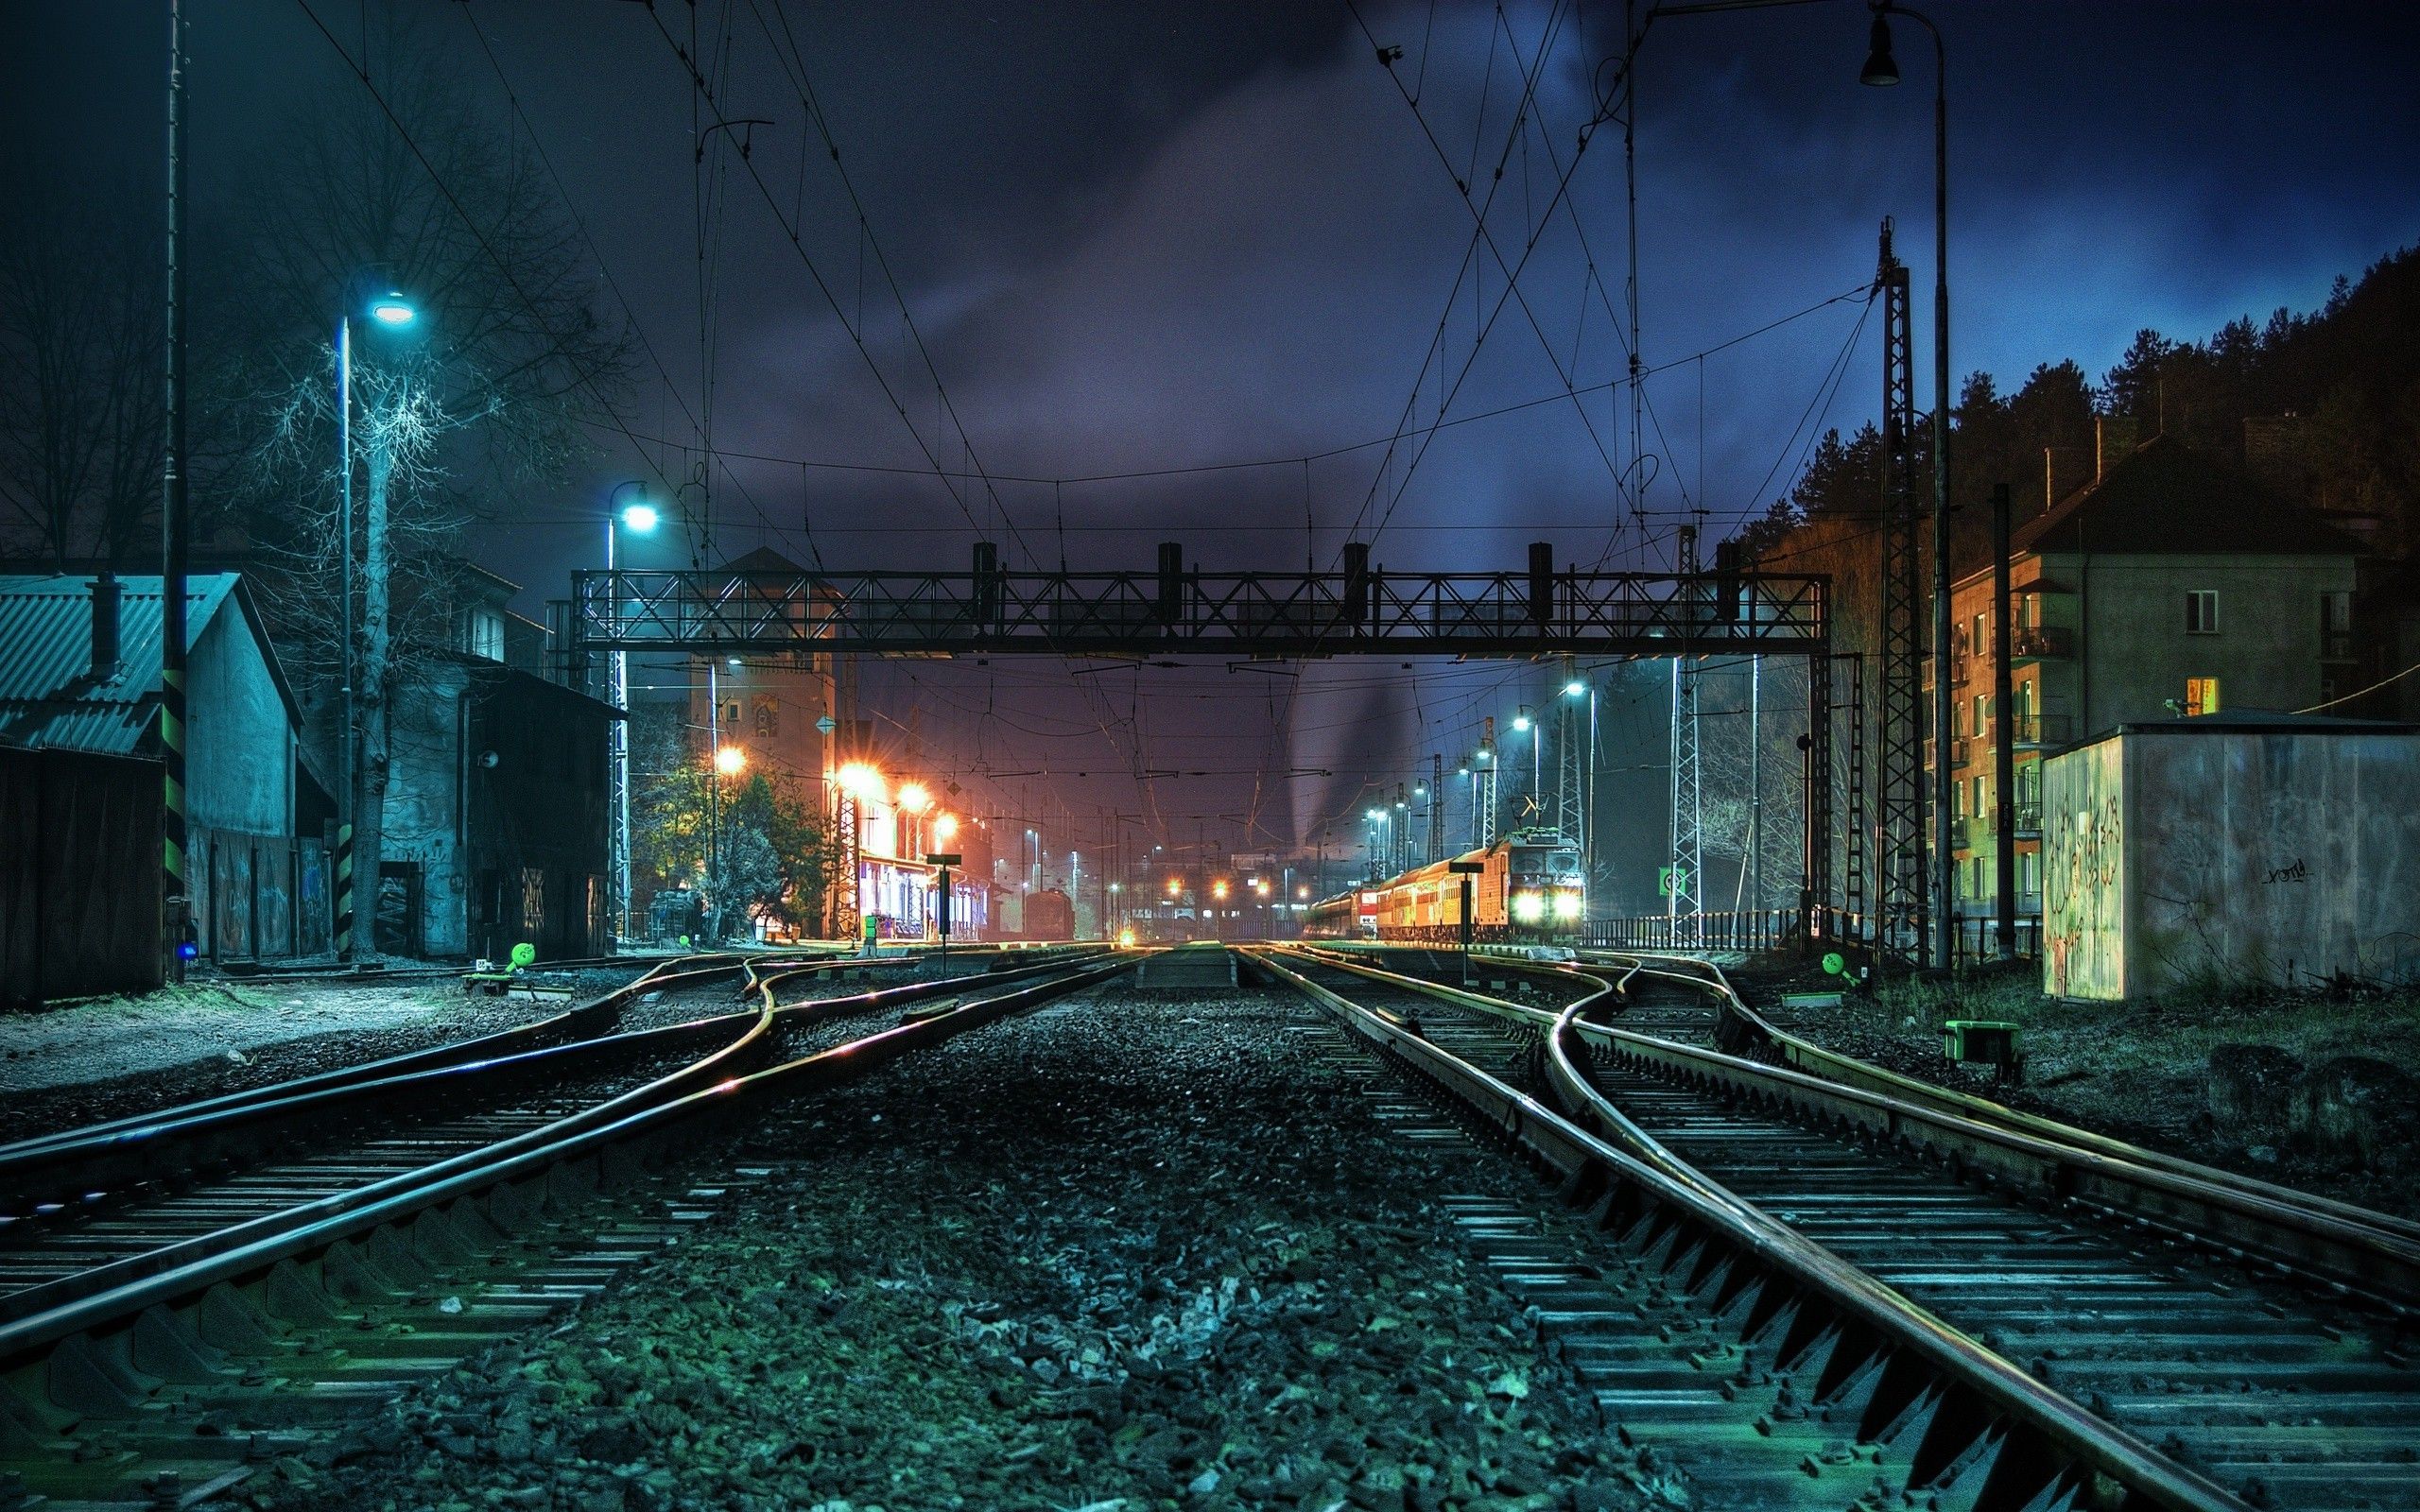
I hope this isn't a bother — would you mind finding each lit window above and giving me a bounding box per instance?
[2185,677,2221,717]
[2186,590,2220,635]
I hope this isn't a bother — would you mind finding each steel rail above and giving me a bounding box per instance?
[3,953,1104,1332]
[1605,948,2420,1250]
[0,955,1132,1380]
[1252,946,2255,1512]
[0,955,717,1160]
[1296,945,2420,1309]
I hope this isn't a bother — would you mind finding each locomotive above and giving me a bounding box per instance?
[1303,828,1585,944]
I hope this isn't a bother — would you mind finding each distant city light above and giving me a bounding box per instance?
[1296,885,1309,899]
[1212,880,1230,900]
[713,746,746,776]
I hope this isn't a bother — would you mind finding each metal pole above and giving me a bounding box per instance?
[162,0,191,980]
[1915,8,1954,972]
[1992,483,2016,959]
[705,658,719,942]
[1750,657,1763,914]
[334,311,354,964]
[607,518,630,948]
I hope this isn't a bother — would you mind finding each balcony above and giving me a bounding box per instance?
[2008,713,2072,748]
[2011,626,2073,661]
[2015,800,2043,837]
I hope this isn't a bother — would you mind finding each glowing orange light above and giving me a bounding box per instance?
[896,782,932,814]
[836,762,884,800]
[933,814,959,841]
[713,746,746,776]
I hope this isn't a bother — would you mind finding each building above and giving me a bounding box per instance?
[379,657,615,960]
[0,574,327,962]
[1945,438,2364,940]
[2041,713,2420,1000]
[372,561,615,960]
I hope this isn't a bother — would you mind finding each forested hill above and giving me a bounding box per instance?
[1738,244,2420,567]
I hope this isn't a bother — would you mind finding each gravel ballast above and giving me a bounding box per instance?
[241,983,1671,1512]
[0,979,609,1144]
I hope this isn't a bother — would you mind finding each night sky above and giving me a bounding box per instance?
[10,1,2417,864]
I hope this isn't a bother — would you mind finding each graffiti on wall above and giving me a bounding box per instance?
[2042,743,2124,999]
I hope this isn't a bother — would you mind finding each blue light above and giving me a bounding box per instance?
[177,941,199,960]
[368,293,418,327]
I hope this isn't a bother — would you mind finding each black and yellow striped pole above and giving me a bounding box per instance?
[162,0,193,982]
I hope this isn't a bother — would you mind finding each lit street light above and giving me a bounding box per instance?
[332,283,423,963]
[714,745,746,776]
[604,481,656,946]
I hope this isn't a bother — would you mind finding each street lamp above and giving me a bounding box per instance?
[604,481,656,947]
[714,745,746,776]
[333,284,422,963]
[1860,0,1954,969]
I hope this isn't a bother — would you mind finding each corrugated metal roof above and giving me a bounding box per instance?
[0,575,239,753]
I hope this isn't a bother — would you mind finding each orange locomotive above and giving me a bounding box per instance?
[1304,828,1584,944]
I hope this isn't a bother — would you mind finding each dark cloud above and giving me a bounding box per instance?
[9,0,2415,857]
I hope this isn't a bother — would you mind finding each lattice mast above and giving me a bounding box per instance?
[1876,219,1927,963]
[1556,656,1583,848]
[1476,716,1499,849]
[1428,751,1446,862]
[1668,524,1704,945]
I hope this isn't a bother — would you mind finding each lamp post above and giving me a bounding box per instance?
[1859,1,1954,971]
[604,483,656,948]
[333,285,418,964]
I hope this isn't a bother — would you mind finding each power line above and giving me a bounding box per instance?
[293,0,678,504]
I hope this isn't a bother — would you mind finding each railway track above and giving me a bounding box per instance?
[0,949,1131,1509]
[1254,943,2420,1512]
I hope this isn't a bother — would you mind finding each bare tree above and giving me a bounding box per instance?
[0,178,164,569]
[216,23,631,955]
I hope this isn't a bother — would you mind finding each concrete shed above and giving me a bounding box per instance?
[2041,713,2420,1000]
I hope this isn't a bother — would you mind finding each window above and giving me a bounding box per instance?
[1971,611,1987,654]
[2186,677,2221,717]
[1972,693,1989,741]
[2019,850,2041,898]
[2186,590,2220,635]
[461,607,504,662]
[1972,775,1987,817]
[2322,590,2355,660]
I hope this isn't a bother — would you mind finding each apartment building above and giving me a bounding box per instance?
[1943,436,2363,925]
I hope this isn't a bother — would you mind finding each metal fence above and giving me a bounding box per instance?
[0,747,164,1005]
[1582,908,1798,954]
[1583,905,2042,965]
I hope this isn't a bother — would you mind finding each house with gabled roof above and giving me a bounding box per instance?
[1943,436,2366,936]
[0,573,333,962]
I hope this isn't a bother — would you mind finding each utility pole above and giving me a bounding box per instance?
[1668,524,1704,946]
[1876,219,1927,967]
[1992,483,2016,960]
[1428,751,1445,863]
[161,0,191,980]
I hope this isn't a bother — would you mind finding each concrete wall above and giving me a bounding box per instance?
[2120,730,2420,994]
[186,604,294,837]
[381,662,475,956]
[2046,552,2356,733]
[2042,735,2126,999]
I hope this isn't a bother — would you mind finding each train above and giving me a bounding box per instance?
[1303,828,1586,944]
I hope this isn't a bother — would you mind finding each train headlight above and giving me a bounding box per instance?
[1553,892,1582,919]
[1512,891,1546,923]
